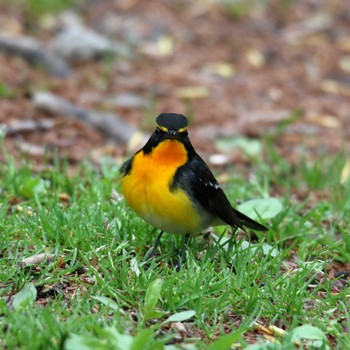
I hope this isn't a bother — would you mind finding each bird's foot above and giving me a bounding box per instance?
[143,248,160,270]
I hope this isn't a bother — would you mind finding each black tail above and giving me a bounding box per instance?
[232,208,268,231]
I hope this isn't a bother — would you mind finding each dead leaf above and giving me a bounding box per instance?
[306,114,341,128]
[58,193,70,203]
[204,62,235,78]
[246,48,265,68]
[339,56,350,72]
[173,86,209,99]
[141,35,175,57]
[320,80,350,96]
[269,325,287,337]
[254,322,274,336]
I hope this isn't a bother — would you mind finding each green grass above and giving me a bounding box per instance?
[7,0,74,19]
[0,144,350,350]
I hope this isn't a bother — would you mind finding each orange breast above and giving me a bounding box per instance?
[121,140,202,234]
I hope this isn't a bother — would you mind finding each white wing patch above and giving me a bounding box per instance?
[200,178,220,189]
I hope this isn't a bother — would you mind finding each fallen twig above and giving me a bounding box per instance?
[0,34,71,78]
[0,119,54,136]
[33,92,148,149]
[19,253,55,267]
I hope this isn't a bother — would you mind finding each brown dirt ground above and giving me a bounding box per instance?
[1,0,350,167]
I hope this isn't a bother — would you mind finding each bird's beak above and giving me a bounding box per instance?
[166,130,180,139]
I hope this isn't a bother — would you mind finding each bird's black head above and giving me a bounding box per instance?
[142,113,193,154]
[156,113,188,135]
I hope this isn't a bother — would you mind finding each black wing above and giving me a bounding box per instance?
[120,157,133,176]
[172,155,267,231]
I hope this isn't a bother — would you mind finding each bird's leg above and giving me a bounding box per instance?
[144,230,164,263]
[175,234,191,272]
[225,227,239,273]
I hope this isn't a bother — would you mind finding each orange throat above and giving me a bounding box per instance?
[121,139,202,234]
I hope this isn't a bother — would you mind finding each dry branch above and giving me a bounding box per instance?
[33,92,147,149]
[0,34,71,78]
[1,119,54,136]
[19,253,55,267]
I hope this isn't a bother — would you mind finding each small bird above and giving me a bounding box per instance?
[120,113,267,270]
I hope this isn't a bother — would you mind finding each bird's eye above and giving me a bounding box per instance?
[155,127,161,135]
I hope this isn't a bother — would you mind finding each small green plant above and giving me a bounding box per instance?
[7,0,74,19]
[0,82,14,98]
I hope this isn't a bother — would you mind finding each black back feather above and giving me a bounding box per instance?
[172,152,267,232]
